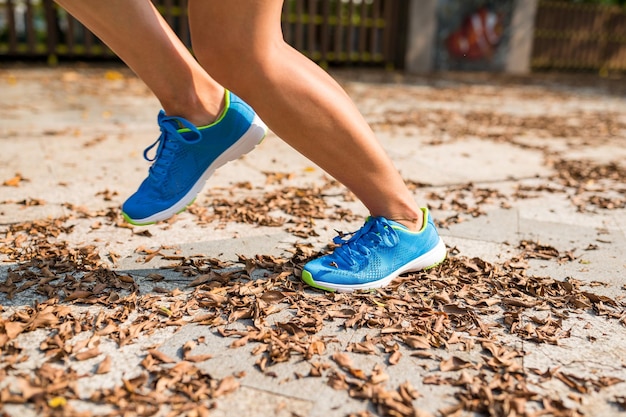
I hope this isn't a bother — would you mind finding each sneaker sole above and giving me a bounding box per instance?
[301,238,447,293]
[123,115,268,226]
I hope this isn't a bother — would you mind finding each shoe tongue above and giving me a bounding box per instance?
[164,119,186,131]
[161,118,199,142]
[158,117,182,130]
[168,118,202,142]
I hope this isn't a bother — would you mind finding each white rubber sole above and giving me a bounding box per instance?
[306,238,447,293]
[125,115,268,225]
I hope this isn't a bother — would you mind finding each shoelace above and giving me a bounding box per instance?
[143,111,202,179]
[331,217,399,267]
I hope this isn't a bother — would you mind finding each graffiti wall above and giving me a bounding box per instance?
[435,0,516,71]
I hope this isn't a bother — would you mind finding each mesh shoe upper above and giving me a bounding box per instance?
[302,208,446,291]
[122,91,265,224]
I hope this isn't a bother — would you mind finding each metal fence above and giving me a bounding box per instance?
[281,0,408,68]
[0,0,408,68]
[532,1,626,72]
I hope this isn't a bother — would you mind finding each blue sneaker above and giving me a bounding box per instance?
[301,208,446,292]
[122,90,267,225]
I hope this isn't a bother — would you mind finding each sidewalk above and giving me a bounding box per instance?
[0,65,625,417]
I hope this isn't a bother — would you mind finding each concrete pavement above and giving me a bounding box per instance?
[0,66,625,417]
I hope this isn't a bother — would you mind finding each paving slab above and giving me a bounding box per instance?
[1,66,625,417]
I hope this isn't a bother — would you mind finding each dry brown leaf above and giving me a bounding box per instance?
[65,290,94,302]
[188,274,213,287]
[260,290,287,303]
[332,352,354,370]
[214,375,240,397]
[74,347,101,361]
[148,349,176,364]
[402,335,430,350]
[439,356,474,372]
[3,173,27,187]
[185,354,213,363]
[96,355,112,374]
[3,321,25,340]
[389,350,402,365]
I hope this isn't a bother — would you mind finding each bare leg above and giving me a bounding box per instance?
[188,0,424,229]
[56,0,424,229]
[54,0,224,126]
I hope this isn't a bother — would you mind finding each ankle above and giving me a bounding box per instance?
[161,88,225,127]
[387,210,424,232]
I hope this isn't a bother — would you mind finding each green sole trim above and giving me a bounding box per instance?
[301,270,336,292]
[422,254,447,271]
[178,198,196,213]
[121,212,155,226]
[121,198,196,226]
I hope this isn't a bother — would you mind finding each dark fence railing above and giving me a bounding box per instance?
[532,1,626,72]
[281,0,408,68]
[0,0,409,68]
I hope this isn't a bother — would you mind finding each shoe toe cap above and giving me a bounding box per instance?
[122,192,169,223]
[302,258,363,286]
[121,197,151,223]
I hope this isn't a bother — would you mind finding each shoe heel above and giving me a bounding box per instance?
[407,238,447,272]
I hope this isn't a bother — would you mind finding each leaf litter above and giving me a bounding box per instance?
[1,187,624,416]
[1,72,625,417]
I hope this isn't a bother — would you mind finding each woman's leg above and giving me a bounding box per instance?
[54,0,444,291]
[54,0,268,225]
[187,0,424,230]
[54,0,223,126]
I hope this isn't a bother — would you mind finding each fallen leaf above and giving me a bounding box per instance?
[96,355,112,374]
[74,347,101,361]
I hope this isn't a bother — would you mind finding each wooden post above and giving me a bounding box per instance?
[6,0,18,54]
[43,0,58,64]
